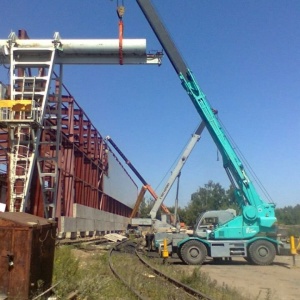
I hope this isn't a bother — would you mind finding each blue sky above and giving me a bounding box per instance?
[1,1,299,209]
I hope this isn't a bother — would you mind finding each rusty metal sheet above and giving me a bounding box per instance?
[0,212,56,299]
[0,212,54,227]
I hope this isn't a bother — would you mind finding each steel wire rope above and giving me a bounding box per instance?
[217,116,274,204]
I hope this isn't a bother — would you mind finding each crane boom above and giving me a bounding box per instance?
[150,122,205,220]
[136,0,276,240]
[105,136,171,216]
[106,135,148,186]
[136,0,188,79]
[107,120,205,223]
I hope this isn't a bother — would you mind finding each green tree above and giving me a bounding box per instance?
[164,181,300,229]
[166,205,187,225]
[139,197,154,218]
[276,205,300,225]
[184,181,228,226]
[225,184,240,213]
[181,180,240,227]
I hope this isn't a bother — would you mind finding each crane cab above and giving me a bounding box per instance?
[194,209,236,238]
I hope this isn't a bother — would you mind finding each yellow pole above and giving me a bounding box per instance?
[162,238,169,259]
[290,236,297,266]
[290,236,297,255]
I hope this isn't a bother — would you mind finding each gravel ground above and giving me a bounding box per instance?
[179,255,300,300]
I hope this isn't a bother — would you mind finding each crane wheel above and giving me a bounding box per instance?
[248,240,276,265]
[180,240,207,265]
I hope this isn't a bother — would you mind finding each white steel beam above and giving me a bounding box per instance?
[0,33,162,65]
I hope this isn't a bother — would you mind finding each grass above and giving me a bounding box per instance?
[52,245,135,299]
[148,259,254,300]
[52,245,274,300]
[176,267,252,300]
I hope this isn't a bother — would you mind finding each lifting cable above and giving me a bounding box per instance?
[117,0,125,65]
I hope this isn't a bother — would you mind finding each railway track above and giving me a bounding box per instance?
[109,240,215,300]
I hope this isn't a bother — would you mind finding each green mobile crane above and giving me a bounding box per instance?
[136,0,281,265]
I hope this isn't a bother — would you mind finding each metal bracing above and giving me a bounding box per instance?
[8,125,33,212]
[0,30,148,222]
[2,45,57,214]
[37,67,63,219]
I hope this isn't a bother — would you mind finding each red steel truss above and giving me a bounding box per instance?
[0,29,139,228]
[0,84,135,219]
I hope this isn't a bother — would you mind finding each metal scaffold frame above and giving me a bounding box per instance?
[7,34,58,218]
[0,29,161,222]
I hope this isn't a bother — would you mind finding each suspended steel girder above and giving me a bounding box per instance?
[0,32,163,65]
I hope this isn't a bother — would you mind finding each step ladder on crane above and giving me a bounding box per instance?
[0,32,62,219]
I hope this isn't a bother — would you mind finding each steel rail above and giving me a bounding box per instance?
[109,239,215,300]
[135,250,215,300]
[108,240,150,300]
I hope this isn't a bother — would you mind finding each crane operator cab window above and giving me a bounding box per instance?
[201,217,219,228]
[194,216,219,238]
[194,210,236,238]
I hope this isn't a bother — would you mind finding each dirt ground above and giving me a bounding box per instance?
[182,255,300,300]
[71,244,300,300]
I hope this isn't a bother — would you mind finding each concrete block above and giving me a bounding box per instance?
[73,204,79,218]
[104,212,110,222]
[74,204,94,219]
[61,217,77,232]
[94,219,106,230]
[76,218,94,232]
[106,221,114,232]
[93,209,101,220]
[109,213,114,222]
[63,205,130,235]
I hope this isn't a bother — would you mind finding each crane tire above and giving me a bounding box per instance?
[248,240,276,265]
[180,240,207,265]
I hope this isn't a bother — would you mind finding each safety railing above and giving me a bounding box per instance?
[0,100,41,122]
